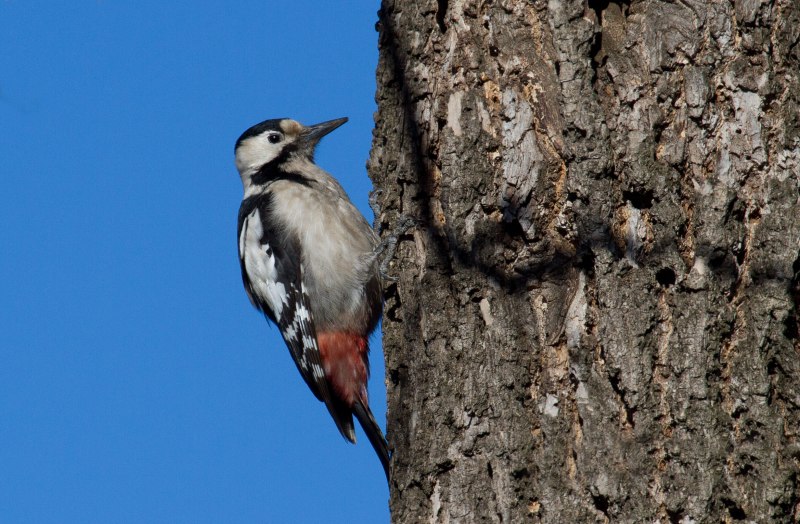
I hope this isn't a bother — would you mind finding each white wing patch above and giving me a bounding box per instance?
[240,208,288,318]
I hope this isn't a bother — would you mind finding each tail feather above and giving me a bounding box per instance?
[325,397,356,443]
[353,399,391,483]
[317,331,390,482]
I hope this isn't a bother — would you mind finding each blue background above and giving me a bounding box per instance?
[0,2,389,522]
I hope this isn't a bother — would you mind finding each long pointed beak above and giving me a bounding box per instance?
[303,117,348,145]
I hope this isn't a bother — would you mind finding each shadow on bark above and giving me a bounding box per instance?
[376,6,577,295]
[375,4,800,332]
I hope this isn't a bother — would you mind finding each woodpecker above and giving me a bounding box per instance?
[234,116,390,482]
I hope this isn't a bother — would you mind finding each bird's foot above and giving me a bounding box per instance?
[373,215,416,281]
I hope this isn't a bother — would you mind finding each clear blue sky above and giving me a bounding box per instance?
[0,2,389,522]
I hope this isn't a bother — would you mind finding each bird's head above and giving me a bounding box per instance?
[234,117,348,176]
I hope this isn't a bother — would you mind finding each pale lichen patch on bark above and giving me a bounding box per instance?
[543,394,559,417]
[429,479,443,524]
[479,298,493,327]
[446,91,463,137]
[565,271,587,349]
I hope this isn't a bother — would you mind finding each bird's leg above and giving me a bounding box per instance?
[368,188,416,280]
[373,215,416,281]
[368,188,385,233]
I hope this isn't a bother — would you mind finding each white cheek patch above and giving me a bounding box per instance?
[235,136,282,174]
[240,209,289,318]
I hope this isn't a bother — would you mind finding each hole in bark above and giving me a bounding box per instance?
[578,249,597,279]
[622,189,654,209]
[592,493,610,515]
[784,254,800,339]
[588,11,605,84]
[435,0,448,33]
[435,459,455,474]
[502,217,525,238]
[487,461,493,478]
[512,467,530,479]
[389,367,401,386]
[666,509,684,524]
[656,267,676,287]
[724,198,746,223]
[708,249,728,269]
[588,0,611,22]
[766,357,781,383]
[385,282,403,321]
[722,498,747,520]
[608,371,636,427]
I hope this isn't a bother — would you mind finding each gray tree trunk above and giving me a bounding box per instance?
[368,0,800,522]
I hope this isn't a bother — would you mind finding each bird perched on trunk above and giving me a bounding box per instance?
[234,117,390,482]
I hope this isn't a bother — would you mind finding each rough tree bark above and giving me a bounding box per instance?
[368,0,800,522]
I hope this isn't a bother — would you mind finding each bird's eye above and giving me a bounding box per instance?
[268,133,282,144]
